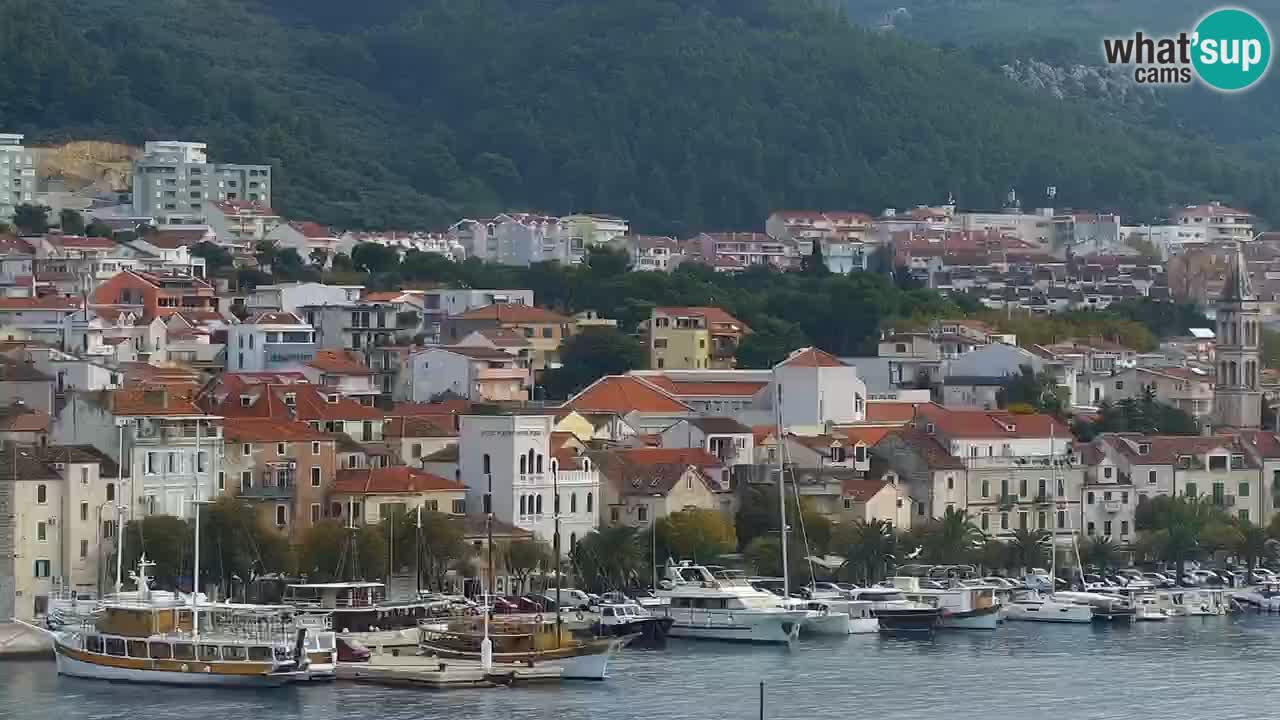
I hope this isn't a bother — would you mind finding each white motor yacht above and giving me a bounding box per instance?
[1131,593,1170,621]
[890,577,1001,630]
[1003,590,1094,624]
[656,564,810,643]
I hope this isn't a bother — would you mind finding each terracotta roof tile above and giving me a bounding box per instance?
[842,426,893,445]
[225,419,331,443]
[453,303,569,323]
[563,376,691,414]
[883,428,965,469]
[777,347,844,368]
[105,388,204,416]
[384,415,457,439]
[306,350,372,375]
[842,478,890,501]
[864,402,923,424]
[0,404,49,432]
[0,296,81,311]
[332,466,465,495]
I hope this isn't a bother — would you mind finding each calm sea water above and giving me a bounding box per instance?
[3,616,1278,720]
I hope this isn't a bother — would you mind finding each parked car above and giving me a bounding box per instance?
[1142,571,1175,588]
[1183,569,1218,586]
[1250,568,1277,584]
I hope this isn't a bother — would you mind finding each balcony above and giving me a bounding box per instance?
[964,454,1075,469]
[1213,495,1236,508]
[240,483,295,500]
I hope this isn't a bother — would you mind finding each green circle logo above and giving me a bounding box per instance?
[1192,8,1271,91]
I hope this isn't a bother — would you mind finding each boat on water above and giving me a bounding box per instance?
[1173,588,1230,615]
[656,564,809,644]
[418,616,632,680]
[40,558,311,687]
[283,581,436,649]
[1130,594,1170,621]
[1053,591,1135,623]
[890,577,1001,630]
[592,601,674,644]
[1003,590,1094,624]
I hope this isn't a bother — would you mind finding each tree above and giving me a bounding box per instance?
[59,208,84,234]
[834,519,897,584]
[1234,520,1272,570]
[84,220,114,238]
[273,247,319,282]
[734,315,808,369]
[1007,528,1049,574]
[417,511,470,590]
[542,326,645,399]
[297,521,350,581]
[502,539,552,594]
[13,204,49,235]
[1148,496,1222,583]
[352,242,401,273]
[572,526,645,593]
[192,241,235,277]
[1080,536,1121,574]
[585,245,630,277]
[657,508,736,562]
[200,497,293,595]
[331,252,356,272]
[801,239,828,276]
[122,515,191,591]
[1000,364,1067,416]
[921,507,985,564]
[974,539,1011,575]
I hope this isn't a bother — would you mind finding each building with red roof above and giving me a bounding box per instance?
[330,466,467,526]
[444,302,574,371]
[222,419,338,539]
[90,269,217,321]
[647,306,750,370]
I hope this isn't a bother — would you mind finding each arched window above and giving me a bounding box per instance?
[582,458,591,471]
[106,483,115,502]
[519,455,527,474]
[536,454,543,473]
[570,493,577,513]
[535,494,543,514]
[1231,361,1239,385]
[520,496,526,515]
[483,453,491,475]
[527,449,535,472]
[586,492,593,514]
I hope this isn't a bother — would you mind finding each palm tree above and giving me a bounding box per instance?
[1152,496,1218,583]
[1081,536,1121,574]
[1008,528,1049,575]
[570,526,644,593]
[924,507,985,564]
[837,519,896,585]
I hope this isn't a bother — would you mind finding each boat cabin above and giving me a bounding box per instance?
[284,582,387,609]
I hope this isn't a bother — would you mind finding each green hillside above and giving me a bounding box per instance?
[2,0,1278,231]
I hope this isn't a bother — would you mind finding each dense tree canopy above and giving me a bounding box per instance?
[1,0,1278,232]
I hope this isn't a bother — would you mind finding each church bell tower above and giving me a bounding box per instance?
[1215,241,1262,429]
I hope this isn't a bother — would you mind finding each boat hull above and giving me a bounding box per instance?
[875,608,940,635]
[939,605,1000,630]
[593,617,674,645]
[1004,602,1093,624]
[800,613,851,636]
[664,611,805,644]
[420,634,632,680]
[55,650,301,687]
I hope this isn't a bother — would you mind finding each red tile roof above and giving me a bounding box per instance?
[391,399,472,417]
[49,234,116,249]
[289,221,335,239]
[364,291,408,302]
[652,306,749,333]
[1099,433,1256,466]
[778,347,844,368]
[213,199,277,216]
[841,478,890,501]
[453,303,569,323]
[306,350,373,375]
[332,466,465,495]
[865,402,923,424]
[0,296,81,310]
[604,447,722,467]
[915,405,1068,439]
[639,375,766,397]
[884,428,965,469]
[842,426,894,446]
[383,415,457,439]
[0,405,49,432]
[247,311,307,325]
[225,419,331,443]
[105,388,204,416]
[563,376,691,414]
[204,380,384,421]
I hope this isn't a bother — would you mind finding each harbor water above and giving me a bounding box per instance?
[3,616,1278,720]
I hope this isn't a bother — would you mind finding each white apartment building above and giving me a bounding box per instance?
[1175,202,1253,244]
[457,413,600,553]
[246,282,363,315]
[768,348,868,430]
[418,289,534,344]
[0,133,35,222]
[225,312,318,372]
[131,141,271,225]
[451,214,586,266]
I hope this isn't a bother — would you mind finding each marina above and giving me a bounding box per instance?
[5,615,1280,719]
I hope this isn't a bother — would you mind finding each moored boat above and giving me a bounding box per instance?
[656,564,808,644]
[592,601,674,644]
[890,577,1001,630]
[418,616,632,680]
[1003,590,1094,624]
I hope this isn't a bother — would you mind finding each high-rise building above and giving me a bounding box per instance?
[0,134,35,222]
[1215,241,1262,429]
[131,141,272,225]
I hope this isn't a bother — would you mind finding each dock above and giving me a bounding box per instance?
[0,623,53,659]
[335,654,564,688]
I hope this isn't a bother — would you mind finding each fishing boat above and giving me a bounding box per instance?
[890,577,1001,630]
[592,601,674,645]
[283,581,433,650]
[418,615,632,680]
[41,558,310,687]
[656,564,809,643]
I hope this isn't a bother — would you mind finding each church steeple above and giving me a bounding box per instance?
[1215,240,1262,429]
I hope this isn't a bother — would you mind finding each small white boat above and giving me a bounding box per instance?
[1131,594,1170,621]
[656,564,809,644]
[1003,591,1094,624]
[890,577,1001,630]
[1174,588,1230,615]
[783,599,878,635]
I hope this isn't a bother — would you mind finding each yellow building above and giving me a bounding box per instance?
[648,307,749,370]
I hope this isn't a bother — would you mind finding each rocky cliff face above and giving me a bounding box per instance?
[31,141,137,193]
[1000,59,1156,108]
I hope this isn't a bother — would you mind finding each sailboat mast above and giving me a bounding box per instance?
[192,418,202,641]
[775,381,789,599]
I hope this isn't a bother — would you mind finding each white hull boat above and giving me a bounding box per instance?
[54,650,304,687]
[1003,593,1094,624]
[663,608,807,643]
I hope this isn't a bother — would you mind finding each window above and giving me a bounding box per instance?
[1087,521,1096,535]
[311,467,321,487]
[411,443,422,458]
[980,513,989,530]
[102,520,114,539]
[654,338,668,349]
[1000,513,1009,530]
[1240,482,1251,498]
[452,499,466,515]
[1120,520,1130,535]
[277,443,286,456]
[33,559,50,577]
[1185,482,1198,498]
[482,454,491,475]
[218,472,225,491]
[243,444,251,457]
[241,471,253,491]
[37,522,47,541]
[637,505,648,522]
[37,484,47,504]
[980,480,989,497]
[312,441,321,456]
[1018,479,1027,497]
[610,507,620,523]
[1018,512,1028,529]
[1149,470,1157,484]
[1038,511,1047,529]
[1208,455,1227,471]
[275,505,288,527]
[311,504,321,523]
[1057,510,1066,529]
[1104,491,1112,501]
[106,483,115,502]
[1086,492,1094,504]
[571,493,578,513]
[1104,467,1113,479]
[535,495,543,514]
[586,492,593,513]
[1103,521,1113,536]
[1121,492,1129,504]
[946,476,954,491]
[80,502,88,522]
[1239,509,1251,522]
